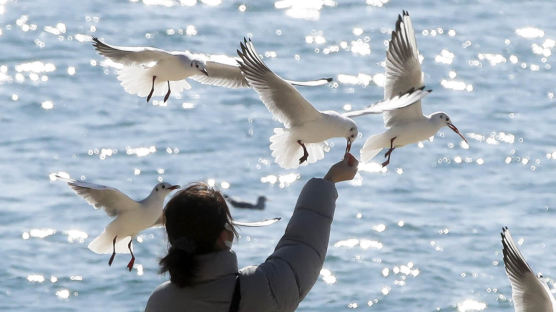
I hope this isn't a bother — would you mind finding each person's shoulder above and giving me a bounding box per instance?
[146,281,174,310]
[152,280,173,293]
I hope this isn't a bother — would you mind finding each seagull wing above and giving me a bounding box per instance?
[92,37,173,65]
[501,227,555,312]
[232,217,281,227]
[189,54,251,88]
[151,214,165,228]
[237,38,321,128]
[383,11,425,128]
[344,87,430,118]
[190,54,333,89]
[56,175,139,217]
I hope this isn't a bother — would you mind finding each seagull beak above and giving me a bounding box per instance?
[447,122,468,144]
[201,68,208,76]
[345,138,352,153]
[168,185,180,190]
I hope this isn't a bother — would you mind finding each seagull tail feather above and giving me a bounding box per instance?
[116,66,191,98]
[88,230,132,254]
[269,128,327,169]
[360,134,385,163]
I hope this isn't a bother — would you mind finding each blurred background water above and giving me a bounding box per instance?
[1,0,555,311]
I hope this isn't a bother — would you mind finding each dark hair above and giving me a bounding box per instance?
[159,182,237,287]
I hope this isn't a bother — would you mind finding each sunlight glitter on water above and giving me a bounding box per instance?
[126,146,156,157]
[260,173,299,188]
[274,0,335,21]
[64,230,88,243]
[358,162,387,174]
[27,274,45,283]
[320,268,337,284]
[55,289,71,300]
[366,0,388,7]
[337,73,372,87]
[22,228,56,239]
[435,49,455,64]
[441,79,473,92]
[457,299,486,312]
[515,27,544,39]
[334,238,383,250]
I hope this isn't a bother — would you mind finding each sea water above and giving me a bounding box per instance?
[1,0,555,311]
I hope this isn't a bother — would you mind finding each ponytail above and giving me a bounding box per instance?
[159,244,198,287]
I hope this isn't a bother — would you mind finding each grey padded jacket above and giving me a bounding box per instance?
[145,178,338,312]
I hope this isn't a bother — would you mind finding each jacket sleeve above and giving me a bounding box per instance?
[239,178,338,312]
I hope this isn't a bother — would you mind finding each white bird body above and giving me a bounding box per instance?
[92,37,332,102]
[360,11,467,166]
[501,227,556,312]
[292,111,356,144]
[56,175,179,270]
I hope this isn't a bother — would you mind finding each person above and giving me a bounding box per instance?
[145,153,359,312]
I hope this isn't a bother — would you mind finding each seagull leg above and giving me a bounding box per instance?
[297,140,309,164]
[382,137,397,167]
[163,81,171,103]
[108,236,117,266]
[147,76,156,102]
[126,238,135,272]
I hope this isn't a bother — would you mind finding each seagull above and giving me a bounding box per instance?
[359,11,468,167]
[224,194,266,210]
[92,37,332,103]
[501,227,556,311]
[56,174,179,271]
[236,38,430,169]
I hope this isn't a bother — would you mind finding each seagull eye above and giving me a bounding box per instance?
[162,185,165,189]
[350,127,355,131]
[156,188,158,191]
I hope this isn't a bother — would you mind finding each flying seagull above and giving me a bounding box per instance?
[56,175,179,271]
[92,37,332,103]
[237,38,431,169]
[501,227,556,312]
[360,11,468,167]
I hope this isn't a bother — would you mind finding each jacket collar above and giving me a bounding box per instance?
[193,249,238,283]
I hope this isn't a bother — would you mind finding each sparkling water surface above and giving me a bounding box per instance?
[1,0,555,311]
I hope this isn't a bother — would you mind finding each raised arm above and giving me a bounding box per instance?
[240,154,358,311]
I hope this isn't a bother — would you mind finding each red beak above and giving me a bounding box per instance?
[346,138,352,153]
[447,123,468,144]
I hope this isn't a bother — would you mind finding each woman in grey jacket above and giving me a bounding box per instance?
[145,153,358,312]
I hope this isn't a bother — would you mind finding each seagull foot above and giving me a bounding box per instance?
[126,238,135,271]
[146,76,156,102]
[108,253,116,266]
[108,236,117,266]
[126,256,135,272]
[297,140,309,164]
[163,81,171,103]
[382,137,396,167]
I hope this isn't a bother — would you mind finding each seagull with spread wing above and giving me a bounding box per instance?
[501,227,556,312]
[236,38,431,169]
[56,175,179,271]
[92,37,332,103]
[360,11,468,167]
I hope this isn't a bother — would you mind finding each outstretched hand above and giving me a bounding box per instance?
[324,153,359,183]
